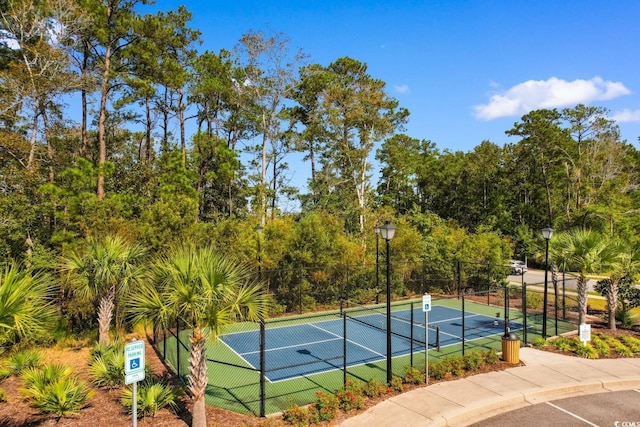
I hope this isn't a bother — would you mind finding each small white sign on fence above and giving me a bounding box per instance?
[422,293,432,312]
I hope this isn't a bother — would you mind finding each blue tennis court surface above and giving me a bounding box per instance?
[220,305,522,382]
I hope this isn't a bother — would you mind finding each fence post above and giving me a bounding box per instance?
[343,311,347,387]
[422,258,427,294]
[299,268,303,314]
[410,302,414,367]
[504,282,510,336]
[260,319,265,417]
[176,318,180,378]
[457,260,461,299]
[522,282,527,345]
[461,292,466,356]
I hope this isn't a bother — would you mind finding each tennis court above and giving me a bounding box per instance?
[220,303,522,382]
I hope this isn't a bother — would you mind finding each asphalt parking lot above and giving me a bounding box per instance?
[472,389,640,427]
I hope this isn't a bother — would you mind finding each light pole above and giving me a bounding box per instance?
[379,220,397,384]
[541,226,554,338]
[255,223,265,417]
[375,225,380,303]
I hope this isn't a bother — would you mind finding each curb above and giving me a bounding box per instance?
[431,376,640,426]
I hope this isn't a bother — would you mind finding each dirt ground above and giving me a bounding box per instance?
[1,322,638,427]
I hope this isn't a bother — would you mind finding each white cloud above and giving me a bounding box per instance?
[474,77,631,121]
[611,109,640,123]
[395,84,410,94]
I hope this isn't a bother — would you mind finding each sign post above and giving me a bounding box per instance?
[422,293,432,384]
[125,339,145,427]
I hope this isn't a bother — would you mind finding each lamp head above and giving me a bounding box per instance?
[379,220,397,241]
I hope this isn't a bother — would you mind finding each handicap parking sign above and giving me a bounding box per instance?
[124,340,145,374]
[129,358,140,370]
[422,294,432,312]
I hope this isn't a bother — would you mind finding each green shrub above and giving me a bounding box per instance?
[443,355,464,376]
[21,363,73,389]
[616,308,638,329]
[619,335,640,353]
[402,365,425,384]
[553,336,575,352]
[531,337,547,348]
[526,292,543,310]
[611,341,633,357]
[591,336,610,356]
[0,363,10,380]
[428,359,448,380]
[0,388,7,402]
[121,378,180,417]
[390,377,403,392]
[20,363,94,417]
[88,340,138,389]
[282,402,311,426]
[7,349,44,375]
[313,391,338,422]
[575,342,598,359]
[463,351,485,371]
[362,378,388,398]
[337,380,365,412]
[484,348,500,364]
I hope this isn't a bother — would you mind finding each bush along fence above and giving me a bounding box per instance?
[149,266,580,416]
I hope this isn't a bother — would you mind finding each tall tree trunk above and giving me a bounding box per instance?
[80,40,89,156]
[577,275,588,325]
[97,45,111,200]
[42,107,54,183]
[97,287,115,345]
[27,110,38,171]
[179,87,186,167]
[607,279,618,331]
[188,327,208,427]
[145,96,152,162]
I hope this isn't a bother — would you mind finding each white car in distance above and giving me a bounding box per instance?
[509,260,527,275]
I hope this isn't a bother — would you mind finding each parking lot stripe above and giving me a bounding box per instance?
[545,401,599,427]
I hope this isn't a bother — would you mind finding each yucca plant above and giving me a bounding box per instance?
[27,376,94,416]
[7,349,44,375]
[20,362,94,417]
[90,337,124,360]
[121,378,181,417]
[89,346,126,389]
[21,363,73,388]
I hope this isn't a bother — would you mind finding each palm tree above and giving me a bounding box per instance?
[60,235,147,345]
[127,245,269,427]
[604,244,640,331]
[0,261,57,348]
[550,229,619,325]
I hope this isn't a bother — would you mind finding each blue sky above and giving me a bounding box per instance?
[151,0,640,154]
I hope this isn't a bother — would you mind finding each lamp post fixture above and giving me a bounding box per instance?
[254,223,265,417]
[375,225,381,302]
[379,220,397,384]
[541,226,554,338]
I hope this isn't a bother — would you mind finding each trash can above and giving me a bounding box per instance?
[501,332,521,364]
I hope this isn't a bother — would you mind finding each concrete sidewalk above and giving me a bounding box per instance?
[338,348,640,427]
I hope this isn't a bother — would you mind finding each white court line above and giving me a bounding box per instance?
[239,336,342,356]
[309,322,385,357]
[545,402,599,427]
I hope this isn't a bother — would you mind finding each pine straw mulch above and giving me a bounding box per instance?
[1,322,638,427]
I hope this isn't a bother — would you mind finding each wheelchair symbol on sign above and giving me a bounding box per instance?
[130,358,140,370]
